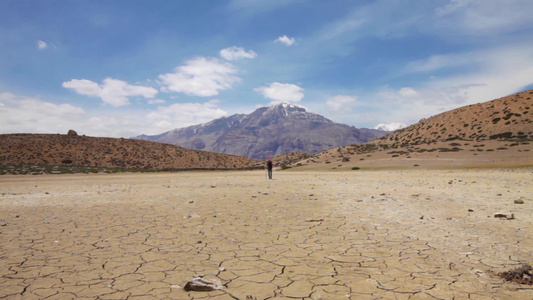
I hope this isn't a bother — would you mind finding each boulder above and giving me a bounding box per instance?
[183,277,223,291]
[67,129,78,136]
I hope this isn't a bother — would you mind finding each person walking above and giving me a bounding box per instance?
[266,158,273,180]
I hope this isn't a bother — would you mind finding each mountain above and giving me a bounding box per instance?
[290,89,533,170]
[0,131,256,174]
[135,103,389,159]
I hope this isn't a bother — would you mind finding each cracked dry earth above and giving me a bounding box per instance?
[0,169,532,300]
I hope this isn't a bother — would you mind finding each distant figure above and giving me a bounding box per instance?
[266,158,273,180]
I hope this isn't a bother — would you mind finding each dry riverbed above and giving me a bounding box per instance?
[0,169,532,299]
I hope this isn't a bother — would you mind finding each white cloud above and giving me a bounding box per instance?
[0,93,85,134]
[0,92,230,138]
[159,57,240,97]
[254,82,304,104]
[398,87,418,97]
[435,0,475,16]
[63,78,158,107]
[220,46,257,61]
[146,99,227,131]
[148,99,166,104]
[434,0,533,34]
[275,35,295,46]
[374,123,407,131]
[37,40,47,50]
[326,95,357,112]
[404,43,533,104]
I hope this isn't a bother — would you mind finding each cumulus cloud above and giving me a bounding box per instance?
[220,46,257,61]
[374,123,407,131]
[275,35,295,46]
[62,78,158,107]
[254,82,304,104]
[398,87,418,97]
[37,40,48,50]
[326,95,357,112]
[159,57,240,97]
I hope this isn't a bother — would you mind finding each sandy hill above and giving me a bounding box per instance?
[292,90,533,170]
[0,132,256,174]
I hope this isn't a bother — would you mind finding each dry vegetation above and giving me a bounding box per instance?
[0,132,256,174]
[292,90,533,170]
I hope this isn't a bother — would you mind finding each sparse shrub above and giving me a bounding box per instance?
[351,167,360,170]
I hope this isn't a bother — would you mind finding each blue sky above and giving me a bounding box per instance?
[1,0,532,137]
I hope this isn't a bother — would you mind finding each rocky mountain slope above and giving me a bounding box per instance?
[0,131,256,174]
[291,89,533,170]
[375,89,532,148]
[135,103,388,159]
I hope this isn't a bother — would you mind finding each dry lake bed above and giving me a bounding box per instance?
[1,169,532,299]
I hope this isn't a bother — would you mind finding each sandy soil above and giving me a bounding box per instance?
[1,169,532,299]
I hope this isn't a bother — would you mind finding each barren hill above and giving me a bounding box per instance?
[376,89,532,147]
[291,90,533,170]
[0,132,256,174]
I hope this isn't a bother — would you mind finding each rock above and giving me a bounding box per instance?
[468,209,474,212]
[183,277,223,291]
[514,199,525,204]
[306,219,324,222]
[494,212,515,220]
[67,129,78,136]
[498,264,533,285]
[188,200,194,204]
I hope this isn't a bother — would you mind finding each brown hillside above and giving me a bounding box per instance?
[376,89,533,147]
[290,90,533,170]
[0,133,256,172]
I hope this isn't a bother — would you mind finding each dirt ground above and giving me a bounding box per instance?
[0,169,532,299]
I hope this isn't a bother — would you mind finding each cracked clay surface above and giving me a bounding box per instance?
[0,169,532,299]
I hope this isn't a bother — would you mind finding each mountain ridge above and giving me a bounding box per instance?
[135,103,389,159]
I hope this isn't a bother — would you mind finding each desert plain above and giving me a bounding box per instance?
[0,168,532,299]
